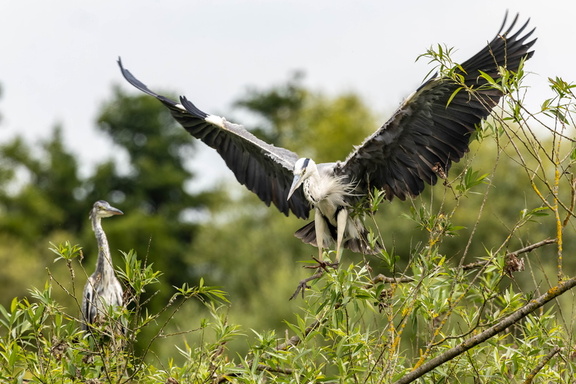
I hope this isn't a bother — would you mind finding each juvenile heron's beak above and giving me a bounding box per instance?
[287,175,303,200]
[107,207,124,216]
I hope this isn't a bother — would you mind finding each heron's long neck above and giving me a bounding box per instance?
[304,168,351,211]
[303,170,323,205]
[92,217,115,278]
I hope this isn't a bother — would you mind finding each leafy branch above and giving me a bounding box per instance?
[394,275,576,384]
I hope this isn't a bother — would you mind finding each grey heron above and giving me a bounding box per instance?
[118,14,535,264]
[81,200,124,333]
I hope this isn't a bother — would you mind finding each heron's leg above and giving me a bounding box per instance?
[335,208,348,262]
[314,208,326,261]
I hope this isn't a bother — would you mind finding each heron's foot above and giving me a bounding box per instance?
[290,270,324,300]
[304,256,339,271]
[290,257,339,300]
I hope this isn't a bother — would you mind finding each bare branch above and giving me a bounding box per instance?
[508,238,558,256]
[462,238,557,271]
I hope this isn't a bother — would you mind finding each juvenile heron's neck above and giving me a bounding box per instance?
[92,217,115,277]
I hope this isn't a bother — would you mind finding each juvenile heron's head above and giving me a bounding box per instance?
[89,200,124,221]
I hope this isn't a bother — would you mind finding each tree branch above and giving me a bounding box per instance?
[393,275,576,384]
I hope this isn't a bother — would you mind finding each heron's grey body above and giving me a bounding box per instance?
[81,200,124,332]
[118,13,536,262]
[287,158,375,260]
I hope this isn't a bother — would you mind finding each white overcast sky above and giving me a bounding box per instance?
[0,1,574,189]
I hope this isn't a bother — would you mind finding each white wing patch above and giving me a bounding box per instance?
[206,114,226,128]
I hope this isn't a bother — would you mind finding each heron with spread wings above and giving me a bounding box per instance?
[81,200,124,333]
[118,14,535,264]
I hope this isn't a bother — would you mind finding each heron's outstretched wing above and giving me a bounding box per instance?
[118,59,310,219]
[337,13,536,200]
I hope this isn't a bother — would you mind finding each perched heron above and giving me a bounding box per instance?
[118,14,535,263]
[81,200,124,332]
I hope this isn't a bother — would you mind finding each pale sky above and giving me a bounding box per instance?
[0,1,573,189]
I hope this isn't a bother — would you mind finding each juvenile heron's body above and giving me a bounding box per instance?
[81,200,124,332]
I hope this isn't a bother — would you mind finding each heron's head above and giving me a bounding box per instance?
[287,158,316,200]
[90,200,124,221]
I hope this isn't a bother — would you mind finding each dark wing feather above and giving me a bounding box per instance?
[118,59,310,219]
[337,13,536,200]
[81,278,97,331]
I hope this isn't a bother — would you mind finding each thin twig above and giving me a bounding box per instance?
[522,346,562,384]
[562,175,576,227]
[507,238,558,256]
[371,274,413,284]
[277,317,324,351]
[393,276,576,384]
[255,364,294,375]
[462,238,557,270]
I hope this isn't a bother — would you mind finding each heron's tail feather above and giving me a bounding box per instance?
[294,222,381,255]
[345,237,382,255]
[294,221,318,246]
